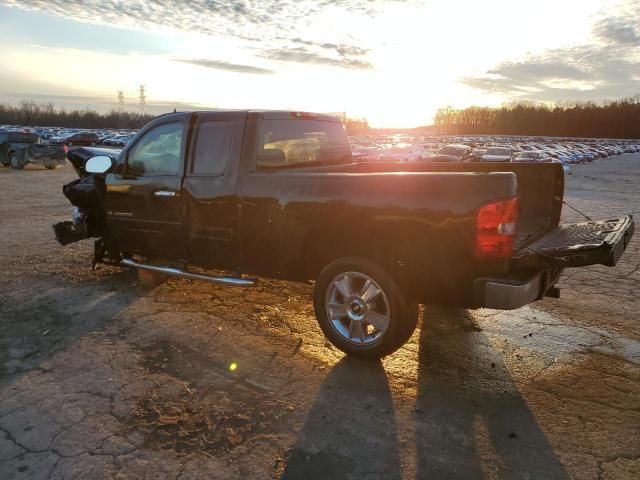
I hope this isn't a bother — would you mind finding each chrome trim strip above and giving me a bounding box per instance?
[121,258,255,287]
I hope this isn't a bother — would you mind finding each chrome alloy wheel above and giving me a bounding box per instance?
[324,271,390,345]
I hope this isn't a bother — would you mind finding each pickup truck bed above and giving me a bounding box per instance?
[295,161,564,255]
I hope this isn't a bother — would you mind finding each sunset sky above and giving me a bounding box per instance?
[0,0,638,127]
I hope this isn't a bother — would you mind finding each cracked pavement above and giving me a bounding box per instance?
[0,154,638,479]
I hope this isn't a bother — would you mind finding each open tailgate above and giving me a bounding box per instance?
[514,215,634,268]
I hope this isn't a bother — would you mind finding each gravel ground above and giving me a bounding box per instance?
[0,155,638,480]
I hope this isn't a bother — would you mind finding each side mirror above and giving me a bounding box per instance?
[257,148,286,167]
[128,160,146,176]
[85,155,115,174]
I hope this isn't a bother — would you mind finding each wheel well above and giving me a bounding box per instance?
[297,226,404,281]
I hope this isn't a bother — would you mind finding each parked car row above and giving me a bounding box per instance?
[0,125,139,149]
[0,129,65,169]
[351,134,640,174]
[0,124,139,169]
[2,123,639,173]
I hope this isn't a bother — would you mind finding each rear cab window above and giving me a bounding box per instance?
[257,116,352,169]
[190,121,234,176]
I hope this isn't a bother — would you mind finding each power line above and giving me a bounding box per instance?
[117,90,125,113]
[138,85,146,116]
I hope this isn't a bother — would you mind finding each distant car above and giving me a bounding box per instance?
[55,131,99,146]
[512,151,552,162]
[432,144,472,162]
[0,130,65,169]
[471,147,487,160]
[104,134,135,147]
[481,147,512,162]
[98,133,116,144]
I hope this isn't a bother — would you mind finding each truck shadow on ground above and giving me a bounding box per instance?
[0,271,137,388]
[281,357,400,480]
[414,306,569,480]
[282,307,569,480]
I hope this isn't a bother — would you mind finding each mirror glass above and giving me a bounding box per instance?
[85,156,113,174]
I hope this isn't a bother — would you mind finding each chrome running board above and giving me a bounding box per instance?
[121,258,256,287]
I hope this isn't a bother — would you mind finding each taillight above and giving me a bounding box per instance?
[475,197,518,259]
[63,144,69,154]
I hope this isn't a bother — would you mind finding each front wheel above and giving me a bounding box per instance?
[313,257,418,360]
[10,154,24,170]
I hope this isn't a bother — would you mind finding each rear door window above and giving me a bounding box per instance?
[257,118,352,169]
[191,121,234,176]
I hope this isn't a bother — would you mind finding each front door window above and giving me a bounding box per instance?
[127,122,183,176]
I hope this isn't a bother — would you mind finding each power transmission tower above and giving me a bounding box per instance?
[138,85,146,116]
[117,90,125,113]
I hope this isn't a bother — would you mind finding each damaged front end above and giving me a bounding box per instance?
[53,148,120,264]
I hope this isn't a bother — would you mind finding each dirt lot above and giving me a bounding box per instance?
[1,155,639,480]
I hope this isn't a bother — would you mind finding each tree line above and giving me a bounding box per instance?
[0,101,155,129]
[433,97,640,138]
[3,101,373,134]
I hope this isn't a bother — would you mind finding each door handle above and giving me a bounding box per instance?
[154,190,177,197]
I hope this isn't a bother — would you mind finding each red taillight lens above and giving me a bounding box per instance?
[476,197,518,259]
[63,144,68,154]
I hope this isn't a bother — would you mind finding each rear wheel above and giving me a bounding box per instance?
[10,154,24,170]
[313,257,418,360]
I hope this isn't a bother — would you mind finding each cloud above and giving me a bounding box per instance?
[1,0,384,70]
[262,47,373,70]
[290,38,370,57]
[594,16,640,46]
[464,2,640,102]
[174,58,274,75]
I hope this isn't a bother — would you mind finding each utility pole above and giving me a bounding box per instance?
[117,90,125,113]
[138,85,146,116]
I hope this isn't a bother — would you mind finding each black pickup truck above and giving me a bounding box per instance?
[54,111,635,358]
[0,131,66,169]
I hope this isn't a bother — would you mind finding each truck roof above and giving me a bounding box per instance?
[156,110,343,123]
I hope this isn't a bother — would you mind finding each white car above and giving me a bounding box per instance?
[481,147,512,162]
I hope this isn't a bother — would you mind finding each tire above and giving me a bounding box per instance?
[10,154,24,170]
[44,163,57,170]
[313,257,418,360]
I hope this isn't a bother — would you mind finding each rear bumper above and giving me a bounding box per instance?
[473,270,560,310]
